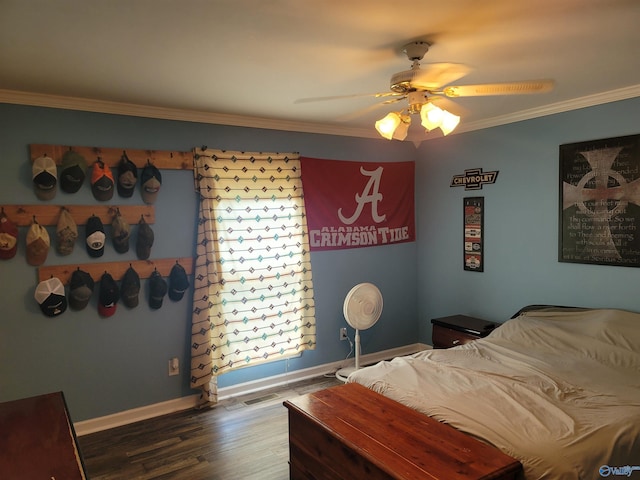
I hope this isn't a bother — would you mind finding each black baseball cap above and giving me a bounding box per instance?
[85,215,106,258]
[168,263,190,301]
[98,272,120,317]
[69,268,95,310]
[121,266,140,308]
[117,152,138,198]
[148,270,167,309]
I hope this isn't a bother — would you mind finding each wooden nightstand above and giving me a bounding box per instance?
[431,314,497,349]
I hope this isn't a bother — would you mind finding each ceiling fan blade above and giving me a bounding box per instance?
[442,80,554,97]
[294,92,402,104]
[336,102,383,123]
[380,96,406,105]
[429,96,469,118]
[336,100,397,122]
[410,62,472,90]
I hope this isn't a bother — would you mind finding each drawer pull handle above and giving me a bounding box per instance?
[452,339,460,345]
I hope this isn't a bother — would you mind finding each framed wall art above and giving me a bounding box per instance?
[559,133,640,267]
[464,197,484,272]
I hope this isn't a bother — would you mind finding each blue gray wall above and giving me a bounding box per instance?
[0,104,418,421]
[415,97,640,343]
[2,96,639,422]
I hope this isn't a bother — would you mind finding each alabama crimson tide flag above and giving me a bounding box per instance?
[300,157,415,251]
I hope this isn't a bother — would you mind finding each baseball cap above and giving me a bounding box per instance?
[148,270,167,309]
[0,211,18,260]
[168,262,190,301]
[60,150,87,193]
[86,215,106,258]
[111,209,130,254]
[34,277,67,317]
[56,208,78,256]
[140,161,162,204]
[136,216,154,260]
[121,266,140,308]
[32,155,57,201]
[98,272,120,317]
[26,220,50,266]
[117,152,138,198]
[68,268,94,310]
[91,159,114,201]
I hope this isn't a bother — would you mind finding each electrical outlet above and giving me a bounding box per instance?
[168,357,179,376]
[340,327,348,341]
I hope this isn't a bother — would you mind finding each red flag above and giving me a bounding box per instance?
[301,157,415,251]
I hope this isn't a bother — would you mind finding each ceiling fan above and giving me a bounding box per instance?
[296,41,554,140]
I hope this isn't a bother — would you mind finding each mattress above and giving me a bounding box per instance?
[348,308,640,479]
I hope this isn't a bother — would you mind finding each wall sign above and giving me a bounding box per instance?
[559,134,640,267]
[301,157,415,251]
[464,197,484,272]
[451,168,499,190]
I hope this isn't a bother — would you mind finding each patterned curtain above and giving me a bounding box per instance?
[190,148,316,405]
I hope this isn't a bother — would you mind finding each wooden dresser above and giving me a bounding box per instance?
[0,391,87,479]
[284,382,522,480]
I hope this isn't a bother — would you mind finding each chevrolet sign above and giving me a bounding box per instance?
[451,168,499,190]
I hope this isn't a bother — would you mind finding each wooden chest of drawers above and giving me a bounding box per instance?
[431,314,497,349]
[0,391,87,479]
[284,382,521,480]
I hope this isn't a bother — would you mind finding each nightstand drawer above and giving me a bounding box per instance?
[432,325,480,349]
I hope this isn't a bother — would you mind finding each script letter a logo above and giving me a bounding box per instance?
[338,166,387,225]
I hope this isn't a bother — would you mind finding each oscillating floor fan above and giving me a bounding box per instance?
[336,283,383,382]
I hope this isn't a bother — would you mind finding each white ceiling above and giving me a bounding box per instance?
[2,0,640,143]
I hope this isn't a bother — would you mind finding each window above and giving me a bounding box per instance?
[190,149,316,404]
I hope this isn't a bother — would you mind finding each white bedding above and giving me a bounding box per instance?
[347,308,640,479]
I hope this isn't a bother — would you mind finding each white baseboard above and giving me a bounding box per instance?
[74,342,429,436]
[74,394,201,436]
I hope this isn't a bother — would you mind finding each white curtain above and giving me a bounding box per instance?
[190,148,316,405]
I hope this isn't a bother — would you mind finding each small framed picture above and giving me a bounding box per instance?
[464,197,484,272]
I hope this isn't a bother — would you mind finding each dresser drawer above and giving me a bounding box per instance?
[432,325,480,349]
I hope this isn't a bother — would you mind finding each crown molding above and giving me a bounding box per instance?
[455,84,640,134]
[0,89,377,140]
[2,85,640,143]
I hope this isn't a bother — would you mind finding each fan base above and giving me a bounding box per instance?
[335,366,358,383]
[403,41,430,61]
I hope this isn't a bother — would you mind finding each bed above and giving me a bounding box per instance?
[347,307,640,479]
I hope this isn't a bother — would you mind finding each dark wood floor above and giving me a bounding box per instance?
[78,375,342,480]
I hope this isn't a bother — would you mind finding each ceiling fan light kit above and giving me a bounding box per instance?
[420,102,444,130]
[422,105,460,135]
[376,99,460,140]
[375,112,410,140]
[439,110,461,135]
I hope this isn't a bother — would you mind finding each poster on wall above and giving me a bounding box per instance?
[464,197,484,272]
[300,157,415,251]
[559,134,640,267]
